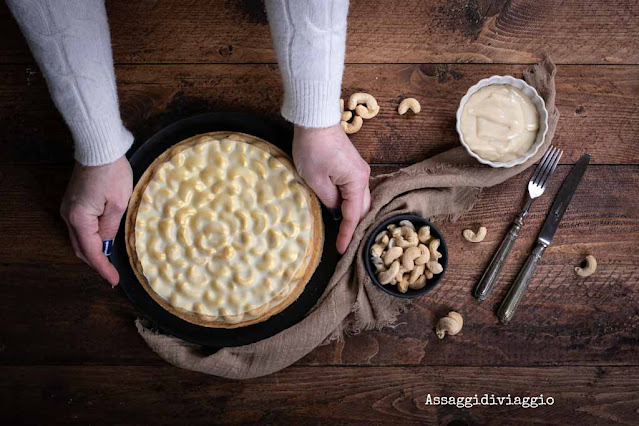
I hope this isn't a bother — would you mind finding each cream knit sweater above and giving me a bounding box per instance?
[8,0,349,166]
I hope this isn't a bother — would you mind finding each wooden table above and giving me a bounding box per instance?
[1,1,638,423]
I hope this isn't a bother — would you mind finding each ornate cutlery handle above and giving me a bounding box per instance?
[474,220,522,300]
[497,243,547,323]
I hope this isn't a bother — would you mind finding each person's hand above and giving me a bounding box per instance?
[292,124,371,254]
[60,156,132,286]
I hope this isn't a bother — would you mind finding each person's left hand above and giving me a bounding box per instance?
[292,124,371,254]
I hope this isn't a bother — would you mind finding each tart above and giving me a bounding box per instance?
[125,132,323,328]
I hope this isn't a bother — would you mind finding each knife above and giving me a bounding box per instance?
[497,153,591,323]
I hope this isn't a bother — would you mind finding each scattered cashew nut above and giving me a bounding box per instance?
[341,110,353,122]
[398,98,421,115]
[341,115,363,134]
[436,311,463,339]
[575,255,597,277]
[355,104,379,119]
[378,260,400,285]
[348,92,378,111]
[463,226,487,243]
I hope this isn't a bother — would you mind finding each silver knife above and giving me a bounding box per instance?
[497,153,591,323]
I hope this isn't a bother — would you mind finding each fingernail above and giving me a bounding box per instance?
[328,208,342,221]
[102,240,113,256]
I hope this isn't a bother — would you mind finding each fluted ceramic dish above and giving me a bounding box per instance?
[456,75,549,168]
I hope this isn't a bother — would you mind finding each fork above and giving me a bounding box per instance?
[473,146,563,300]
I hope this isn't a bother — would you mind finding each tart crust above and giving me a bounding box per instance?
[125,132,324,328]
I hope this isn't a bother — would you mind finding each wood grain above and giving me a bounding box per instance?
[1,164,636,366]
[2,365,639,424]
[1,64,637,164]
[2,0,638,64]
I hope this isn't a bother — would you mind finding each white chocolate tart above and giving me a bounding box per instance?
[125,132,324,328]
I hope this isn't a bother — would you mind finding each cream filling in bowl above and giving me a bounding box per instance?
[460,84,539,163]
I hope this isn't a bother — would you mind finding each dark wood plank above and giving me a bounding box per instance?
[1,64,638,164]
[2,365,639,424]
[1,164,637,366]
[2,0,638,65]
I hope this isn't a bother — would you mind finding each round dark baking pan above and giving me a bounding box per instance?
[110,112,339,348]
[363,214,448,298]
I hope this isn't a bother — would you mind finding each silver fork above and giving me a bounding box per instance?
[473,146,563,300]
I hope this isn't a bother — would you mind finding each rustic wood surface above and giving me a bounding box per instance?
[1,0,638,424]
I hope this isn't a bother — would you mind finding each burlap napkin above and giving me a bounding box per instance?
[136,57,559,379]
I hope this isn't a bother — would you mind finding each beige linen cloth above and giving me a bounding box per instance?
[136,57,559,379]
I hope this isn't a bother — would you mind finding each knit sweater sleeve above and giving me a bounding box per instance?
[7,0,133,166]
[265,0,349,128]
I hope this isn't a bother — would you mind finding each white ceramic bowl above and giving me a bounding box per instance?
[455,75,549,168]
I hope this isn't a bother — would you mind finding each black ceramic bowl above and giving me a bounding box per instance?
[364,214,448,298]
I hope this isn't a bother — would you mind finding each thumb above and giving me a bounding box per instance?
[98,200,125,241]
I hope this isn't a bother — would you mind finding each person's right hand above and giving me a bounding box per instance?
[60,156,132,286]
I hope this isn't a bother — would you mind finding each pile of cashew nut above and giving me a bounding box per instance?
[340,93,379,134]
[370,220,444,293]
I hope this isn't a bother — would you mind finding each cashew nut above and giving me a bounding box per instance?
[395,267,406,283]
[429,238,442,259]
[399,220,415,231]
[409,264,425,284]
[463,226,487,243]
[340,98,344,113]
[426,260,443,274]
[398,275,410,293]
[390,226,402,238]
[370,242,386,258]
[575,255,597,277]
[378,260,400,285]
[409,274,427,290]
[341,110,353,121]
[383,246,404,266]
[347,92,378,111]
[418,226,431,243]
[354,104,379,119]
[341,115,363,134]
[414,243,430,265]
[375,230,390,243]
[395,227,419,248]
[402,246,422,271]
[436,311,463,339]
[425,270,434,280]
[387,237,396,249]
[371,256,386,273]
[398,98,421,115]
